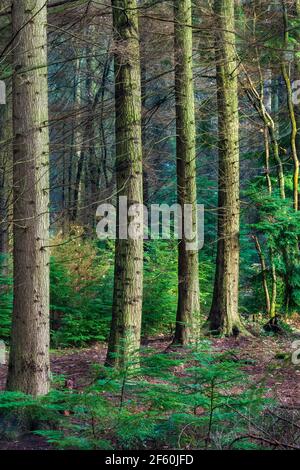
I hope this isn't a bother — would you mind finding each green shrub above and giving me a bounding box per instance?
[50,231,114,347]
[0,342,271,450]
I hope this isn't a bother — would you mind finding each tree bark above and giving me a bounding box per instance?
[105,0,143,369]
[295,0,300,184]
[263,127,277,319]
[281,0,299,211]
[208,0,245,336]
[173,0,200,344]
[252,235,271,316]
[6,0,50,396]
[0,107,8,262]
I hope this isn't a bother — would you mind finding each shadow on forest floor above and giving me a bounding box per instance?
[0,333,299,450]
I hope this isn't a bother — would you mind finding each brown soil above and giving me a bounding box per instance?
[0,334,299,449]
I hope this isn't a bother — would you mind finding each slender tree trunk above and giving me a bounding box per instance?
[252,235,271,316]
[281,0,299,211]
[72,47,92,226]
[269,249,277,318]
[71,58,82,223]
[242,69,286,199]
[263,127,277,318]
[279,1,299,313]
[245,5,284,318]
[98,52,112,190]
[72,142,85,223]
[208,0,246,336]
[295,0,300,181]
[106,0,143,369]
[173,0,200,344]
[264,127,273,195]
[67,59,82,229]
[83,30,98,231]
[6,0,50,396]
[61,122,68,235]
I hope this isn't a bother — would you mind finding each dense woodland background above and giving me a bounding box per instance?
[0,0,299,451]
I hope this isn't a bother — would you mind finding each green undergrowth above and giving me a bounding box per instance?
[0,341,274,450]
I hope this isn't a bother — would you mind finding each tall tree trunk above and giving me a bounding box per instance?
[82,28,98,231]
[71,58,82,223]
[279,1,299,314]
[295,0,300,179]
[0,85,11,287]
[263,127,277,318]
[61,122,68,236]
[97,51,112,190]
[0,107,8,262]
[72,49,92,226]
[105,0,143,369]
[6,0,50,396]
[208,0,245,336]
[281,0,299,211]
[141,60,149,209]
[173,0,200,344]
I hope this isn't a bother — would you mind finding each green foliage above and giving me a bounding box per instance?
[142,240,214,335]
[49,231,114,347]
[0,254,12,342]
[50,255,113,347]
[0,342,270,450]
[0,238,115,347]
[51,235,214,344]
[244,182,300,315]
[0,390,63,441]
[142,241,177,335]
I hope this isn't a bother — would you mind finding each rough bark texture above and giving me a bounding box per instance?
[0,83,11,288]
[105,0,143,369]
[6,0,50,396]
[173,0,200,344]
[208,0,245,336]
[0,106,9,261]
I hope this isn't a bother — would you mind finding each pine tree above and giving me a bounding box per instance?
[173,0,200,344]
[208,0,246,336]
[105,0,144,368]
[6,0,50,395]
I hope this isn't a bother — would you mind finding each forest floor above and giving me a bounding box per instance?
[0,328,299,450]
